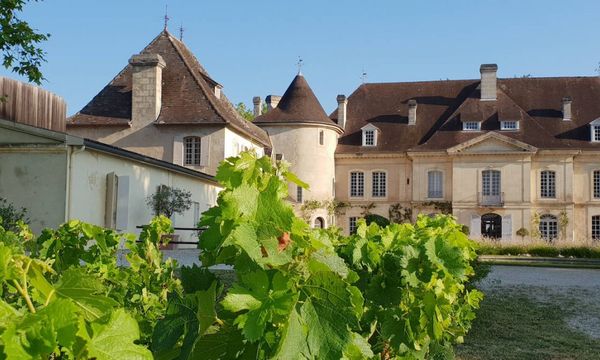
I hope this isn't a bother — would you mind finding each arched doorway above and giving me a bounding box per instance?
[481,213,502,239]
[314,217,325,229]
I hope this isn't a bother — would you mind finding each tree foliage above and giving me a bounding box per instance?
[146,185,192,218]
[235,102,267,121]
[0,0,49,84]
[0,197,28,232]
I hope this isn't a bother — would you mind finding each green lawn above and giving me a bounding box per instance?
[456,287,600,360]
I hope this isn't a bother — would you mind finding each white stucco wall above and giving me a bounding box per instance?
[224,128,265,158]
[264,125,338,202]
[68,148,221,243]
[0,147,68,233]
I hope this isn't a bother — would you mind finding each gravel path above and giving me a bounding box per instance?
[479,265,600,339]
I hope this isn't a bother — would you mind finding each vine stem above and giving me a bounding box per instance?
[12,280,36,313]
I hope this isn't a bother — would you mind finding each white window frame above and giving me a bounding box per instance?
[372,171,387,198]
[540,170,556,199]
[592,215,600,241]
[539,214,558,242]
[363,130,375,146]
[349,171,365,198]
[183,136,202,166]
[349,217,358,235]
[482,169,501,196]
[361,124,379,146]
[463,121,481,131]
[427,170,444,199]
[591,119,600,142]
[500,120,519,131]
[593,170,600,200]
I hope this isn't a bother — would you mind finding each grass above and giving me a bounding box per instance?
[456,288,600,360]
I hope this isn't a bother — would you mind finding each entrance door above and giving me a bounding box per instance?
[481,213,502,239]
[314,217,325,229]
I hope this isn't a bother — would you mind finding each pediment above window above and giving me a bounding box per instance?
[447,132,537,154]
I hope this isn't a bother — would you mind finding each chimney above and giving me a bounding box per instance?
[129,54,166,125]
[408,99,417,125]
[337,94,347,129]
[562,97,572,121]
[266,95,281,110]
[480,64,498,101]
[253,96,263,117]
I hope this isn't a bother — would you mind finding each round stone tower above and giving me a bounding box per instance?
[254,74,343,228]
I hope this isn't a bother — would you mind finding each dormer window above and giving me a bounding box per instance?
[500,121,519,131]
[364,130,374,145]
[361,124,379,146]
[592,120,600,142]
[463,121,481,131]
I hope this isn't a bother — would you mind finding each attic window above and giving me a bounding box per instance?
[214,86,222,99]
[363,129,376,146]
[593,124,600,142]
[501,121,519,131]
[463,121,481,131]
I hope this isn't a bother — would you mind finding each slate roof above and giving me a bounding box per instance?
[255,74,341,129]
[68,30,270,147]
[332,76,600,153]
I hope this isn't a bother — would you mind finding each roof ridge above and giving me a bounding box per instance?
[164,32,269,145]
[163,32,227,125]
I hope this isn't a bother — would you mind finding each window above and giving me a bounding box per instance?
[482,170,501,196]
[501,121,519,130]
[592,124,600,142]
[594,170,600,199]
[463,121,481,131]
[184,137,201,166]
[592,215,600,241]
[319,130,324,145]
[427,170,443,198]
[350,172,364,197]
[540,170,556,198]
[364,130,375,146]
[349,217,358,234]
[297,186,303,203]
[539,214,558,242]
[372,171,387,197]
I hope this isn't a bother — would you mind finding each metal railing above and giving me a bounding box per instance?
[135,225,206,245]
[478,192,504,207]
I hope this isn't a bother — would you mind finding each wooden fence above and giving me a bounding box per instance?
[0,77,66,132]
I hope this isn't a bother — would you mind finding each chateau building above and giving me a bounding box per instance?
[261,65,600,243]
[66,30,600,242]
[67,30,269,175]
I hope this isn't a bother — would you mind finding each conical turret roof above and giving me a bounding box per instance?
[255,74,340,128]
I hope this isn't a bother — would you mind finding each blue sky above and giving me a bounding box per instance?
[2,0,600,115]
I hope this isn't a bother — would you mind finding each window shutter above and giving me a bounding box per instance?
[105,172,117,229]
[501,215,512,240]
[115,175,129,231]
[172,137,183,165]
[470,215,481,238]
[200,136,210,167]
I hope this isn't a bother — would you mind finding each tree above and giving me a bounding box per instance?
[235,102,267,121]
[0,197,28,231]
[516,227,529,243]
[146,185,192,218]
[0,0,49,84]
